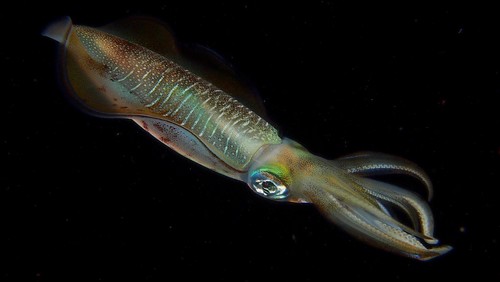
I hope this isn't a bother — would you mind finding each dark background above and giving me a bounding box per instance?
[2,2,499,281]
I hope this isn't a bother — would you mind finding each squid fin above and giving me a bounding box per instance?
[99,16,180,59]
[178,44,268,118]
[43,20,149,118]
[99,16,268,118]
[42,16,73,44]
[65,35,147,117]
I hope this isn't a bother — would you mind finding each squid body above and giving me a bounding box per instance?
[44,17,452,260]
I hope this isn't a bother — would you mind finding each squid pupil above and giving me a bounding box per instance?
[261,181,277,195]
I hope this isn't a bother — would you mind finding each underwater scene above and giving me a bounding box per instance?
[2,2,499,281]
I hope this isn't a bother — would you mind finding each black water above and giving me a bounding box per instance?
[2,2,499,281]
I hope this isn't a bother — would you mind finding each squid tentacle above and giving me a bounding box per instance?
[314,168,437,244]
[337,152,434,201]
[350,176,436,243]
[304,169,450,260]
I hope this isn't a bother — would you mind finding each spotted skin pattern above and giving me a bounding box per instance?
[73,26,281,170]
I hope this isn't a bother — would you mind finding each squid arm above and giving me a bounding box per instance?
[337,151,434,200]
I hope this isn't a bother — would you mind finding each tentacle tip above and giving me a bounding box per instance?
[423,236,439,245]
[427,190,434,202]
[416,245,453,261]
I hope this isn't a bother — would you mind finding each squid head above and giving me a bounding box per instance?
[246,139,452,260]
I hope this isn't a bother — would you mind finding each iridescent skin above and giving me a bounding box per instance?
[44,17,451,260]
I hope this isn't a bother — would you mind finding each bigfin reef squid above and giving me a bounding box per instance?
[43,16,452,260]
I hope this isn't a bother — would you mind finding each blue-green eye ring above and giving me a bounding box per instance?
[249,170,289,200]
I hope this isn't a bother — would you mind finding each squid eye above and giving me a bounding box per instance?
[249,170,289,200]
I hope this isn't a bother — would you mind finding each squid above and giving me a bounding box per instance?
[43,16,452,260]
